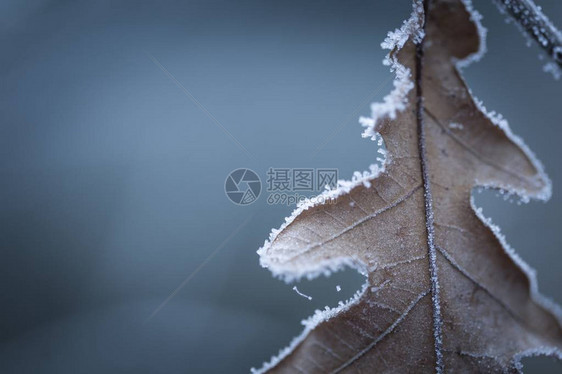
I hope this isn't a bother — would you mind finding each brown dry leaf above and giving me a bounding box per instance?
[255,0,562,372]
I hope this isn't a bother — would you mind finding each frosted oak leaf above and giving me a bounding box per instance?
[255,0,562,372]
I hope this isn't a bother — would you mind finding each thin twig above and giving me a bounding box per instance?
[495,0,562,68]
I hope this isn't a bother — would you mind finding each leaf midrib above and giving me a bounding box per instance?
[415,1,444,372]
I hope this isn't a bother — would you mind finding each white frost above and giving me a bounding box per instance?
[254,4,426,372]
[470,196,562,328]
[258,161,385,282]
[359,0,425,141]
[456,0,487,69]
[543,61,561,80]
[292,286,312,301]
[251,282,369,374]
[471,95,551,202]
[511,347,562,371]
[494,0,562,80]
[254,0,558,372]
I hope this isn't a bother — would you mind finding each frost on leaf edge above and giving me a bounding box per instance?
[254,2,426,373]
[458,0,552,203]
[258,0,425,283]
[254,0,559,372]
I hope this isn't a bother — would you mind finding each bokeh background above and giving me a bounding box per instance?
[1,0,561,372]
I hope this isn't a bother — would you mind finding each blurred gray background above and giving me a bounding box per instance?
[1,0,561,372]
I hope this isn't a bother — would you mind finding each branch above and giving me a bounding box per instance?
[495,0,562,68]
